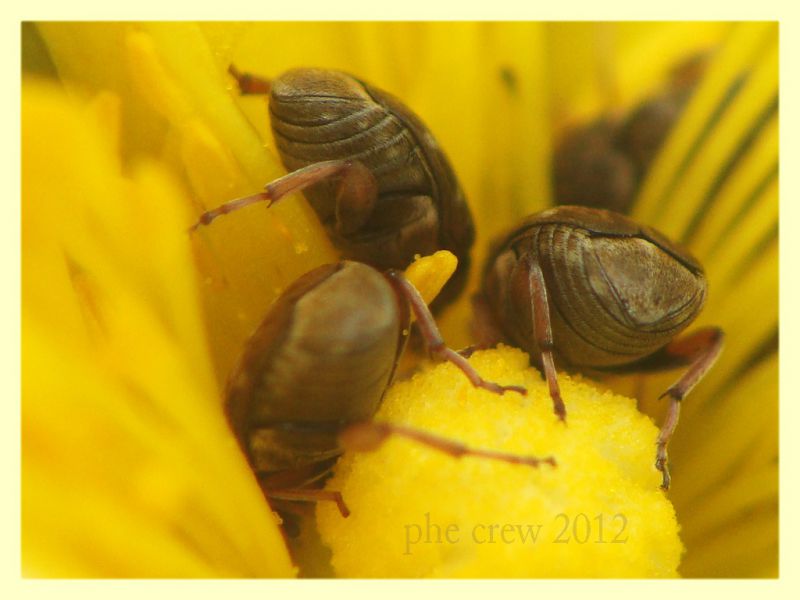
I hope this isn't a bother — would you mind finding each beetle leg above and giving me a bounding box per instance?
[332,161,379,235]
[188,160,377,233]
[386,271,527,396]
[228,64,272,95]
[339,421,556,469]
[189,190,271,231]
[515,254,567,421]
[655,326,725,490]
[265,488,350,518]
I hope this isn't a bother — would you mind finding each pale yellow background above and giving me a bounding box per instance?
[7,0,799,597]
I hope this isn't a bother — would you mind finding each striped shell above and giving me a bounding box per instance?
[269,68,474,305]
[482,206,707,368]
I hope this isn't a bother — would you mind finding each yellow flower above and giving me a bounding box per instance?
[22,22,777,578]
[318,346,683,577]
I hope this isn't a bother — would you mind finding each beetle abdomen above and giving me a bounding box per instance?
[268,68,475,302]
[482,207,708,370]
[225,261,403,473]
[270,69,431,201]
[514,221,705,368]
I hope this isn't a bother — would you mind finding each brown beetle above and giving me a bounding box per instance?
[474,206,724,490]
[227,260,552,518]
[191,66,475,309]
[552,53,706,214]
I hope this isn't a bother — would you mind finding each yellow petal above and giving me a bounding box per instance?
[634,22,778,228]
[22,81,295,577]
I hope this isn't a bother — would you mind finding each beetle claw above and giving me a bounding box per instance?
[656,457,672,491]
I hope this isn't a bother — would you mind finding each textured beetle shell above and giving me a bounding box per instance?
[615,87,692,175]
[482,206,707,368]
[552,64,697,215]
[552,119,638,214]
[269,68,475,305]
[225,261,408,474]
